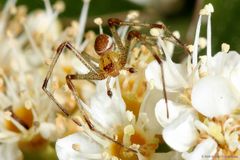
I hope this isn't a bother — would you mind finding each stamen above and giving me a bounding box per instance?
[150,28,162,37]
[53,1,65,13]
[187,45,194,53]
[72,143,81,151]
[118,10,139,39]
[172,31,180,39]
[199,37,207,49]
[94,17,103,34]
[43,0,53,15]
[24,100,33,110]
[126,111,135,123]
[192,15,202,67]
[3,111,28,133]
[22,23,44,62]
[207,14,212,59]
[76,0,91,47]
[123,125,135,146]
[221,43,230,53]
[137,113,149,130]
[0,0,17,36]
[126,10,139,20]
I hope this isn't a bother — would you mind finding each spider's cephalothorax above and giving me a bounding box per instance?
[94,34,121,77]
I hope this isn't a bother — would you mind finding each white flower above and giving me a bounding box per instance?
[162,111,199,152]
[145,60,188,91]
[192,76,239,118]
[155,99,193,127]
[56,133,103,160]
[182,138,217,160]
[56,80,161,160]
[153,3,240,159]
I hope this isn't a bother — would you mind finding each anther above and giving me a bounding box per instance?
[72,143,81,151]
[221,43,230,53]
[94,17,103,34]
[53,1,65,13]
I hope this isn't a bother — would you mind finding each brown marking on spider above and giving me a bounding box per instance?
[42,17,190,156]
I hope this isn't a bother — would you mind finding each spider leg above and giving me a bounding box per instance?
[42,41,99,118]
[126,30,170,118]
[81,51,99,64]
[65,72,137,154]
[107,20,142,68]
[142,40,169,119]
[108,18,190,55]
[106,77,112,97]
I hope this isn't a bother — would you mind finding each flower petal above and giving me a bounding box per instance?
[162,111,199,152]
[145,60,187,91]
[192,76,239,118]
[209,51,240,76]
[139,89,163,133]
[56,132,103,160]
[182,138,217,160]
[89,80,126,129]
[0,143,23,160]
[155,99,193,127]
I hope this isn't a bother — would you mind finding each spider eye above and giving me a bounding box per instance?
[94,34,113,56]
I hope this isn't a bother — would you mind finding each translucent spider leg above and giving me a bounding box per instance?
[65,73,137,153]
[42,41,98,118]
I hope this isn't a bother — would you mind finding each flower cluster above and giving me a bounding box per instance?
[0,1,239,160]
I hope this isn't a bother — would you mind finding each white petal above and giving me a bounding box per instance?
[39,122,57,141]
[209,51,240,76]
[0,143,23,160]
[192,76,239,118]
[155,99,193,127]
[145,60,187,91]
[182,138,217,160]
[162,111,199,152]
[230,62,240,94]
[139,89,163,133]
[89,80,126,129]
[56,133,103,160]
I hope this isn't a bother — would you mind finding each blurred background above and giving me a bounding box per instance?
[1,0,240,53]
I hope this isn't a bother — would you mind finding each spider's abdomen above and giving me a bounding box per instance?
[99,51,120,77]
